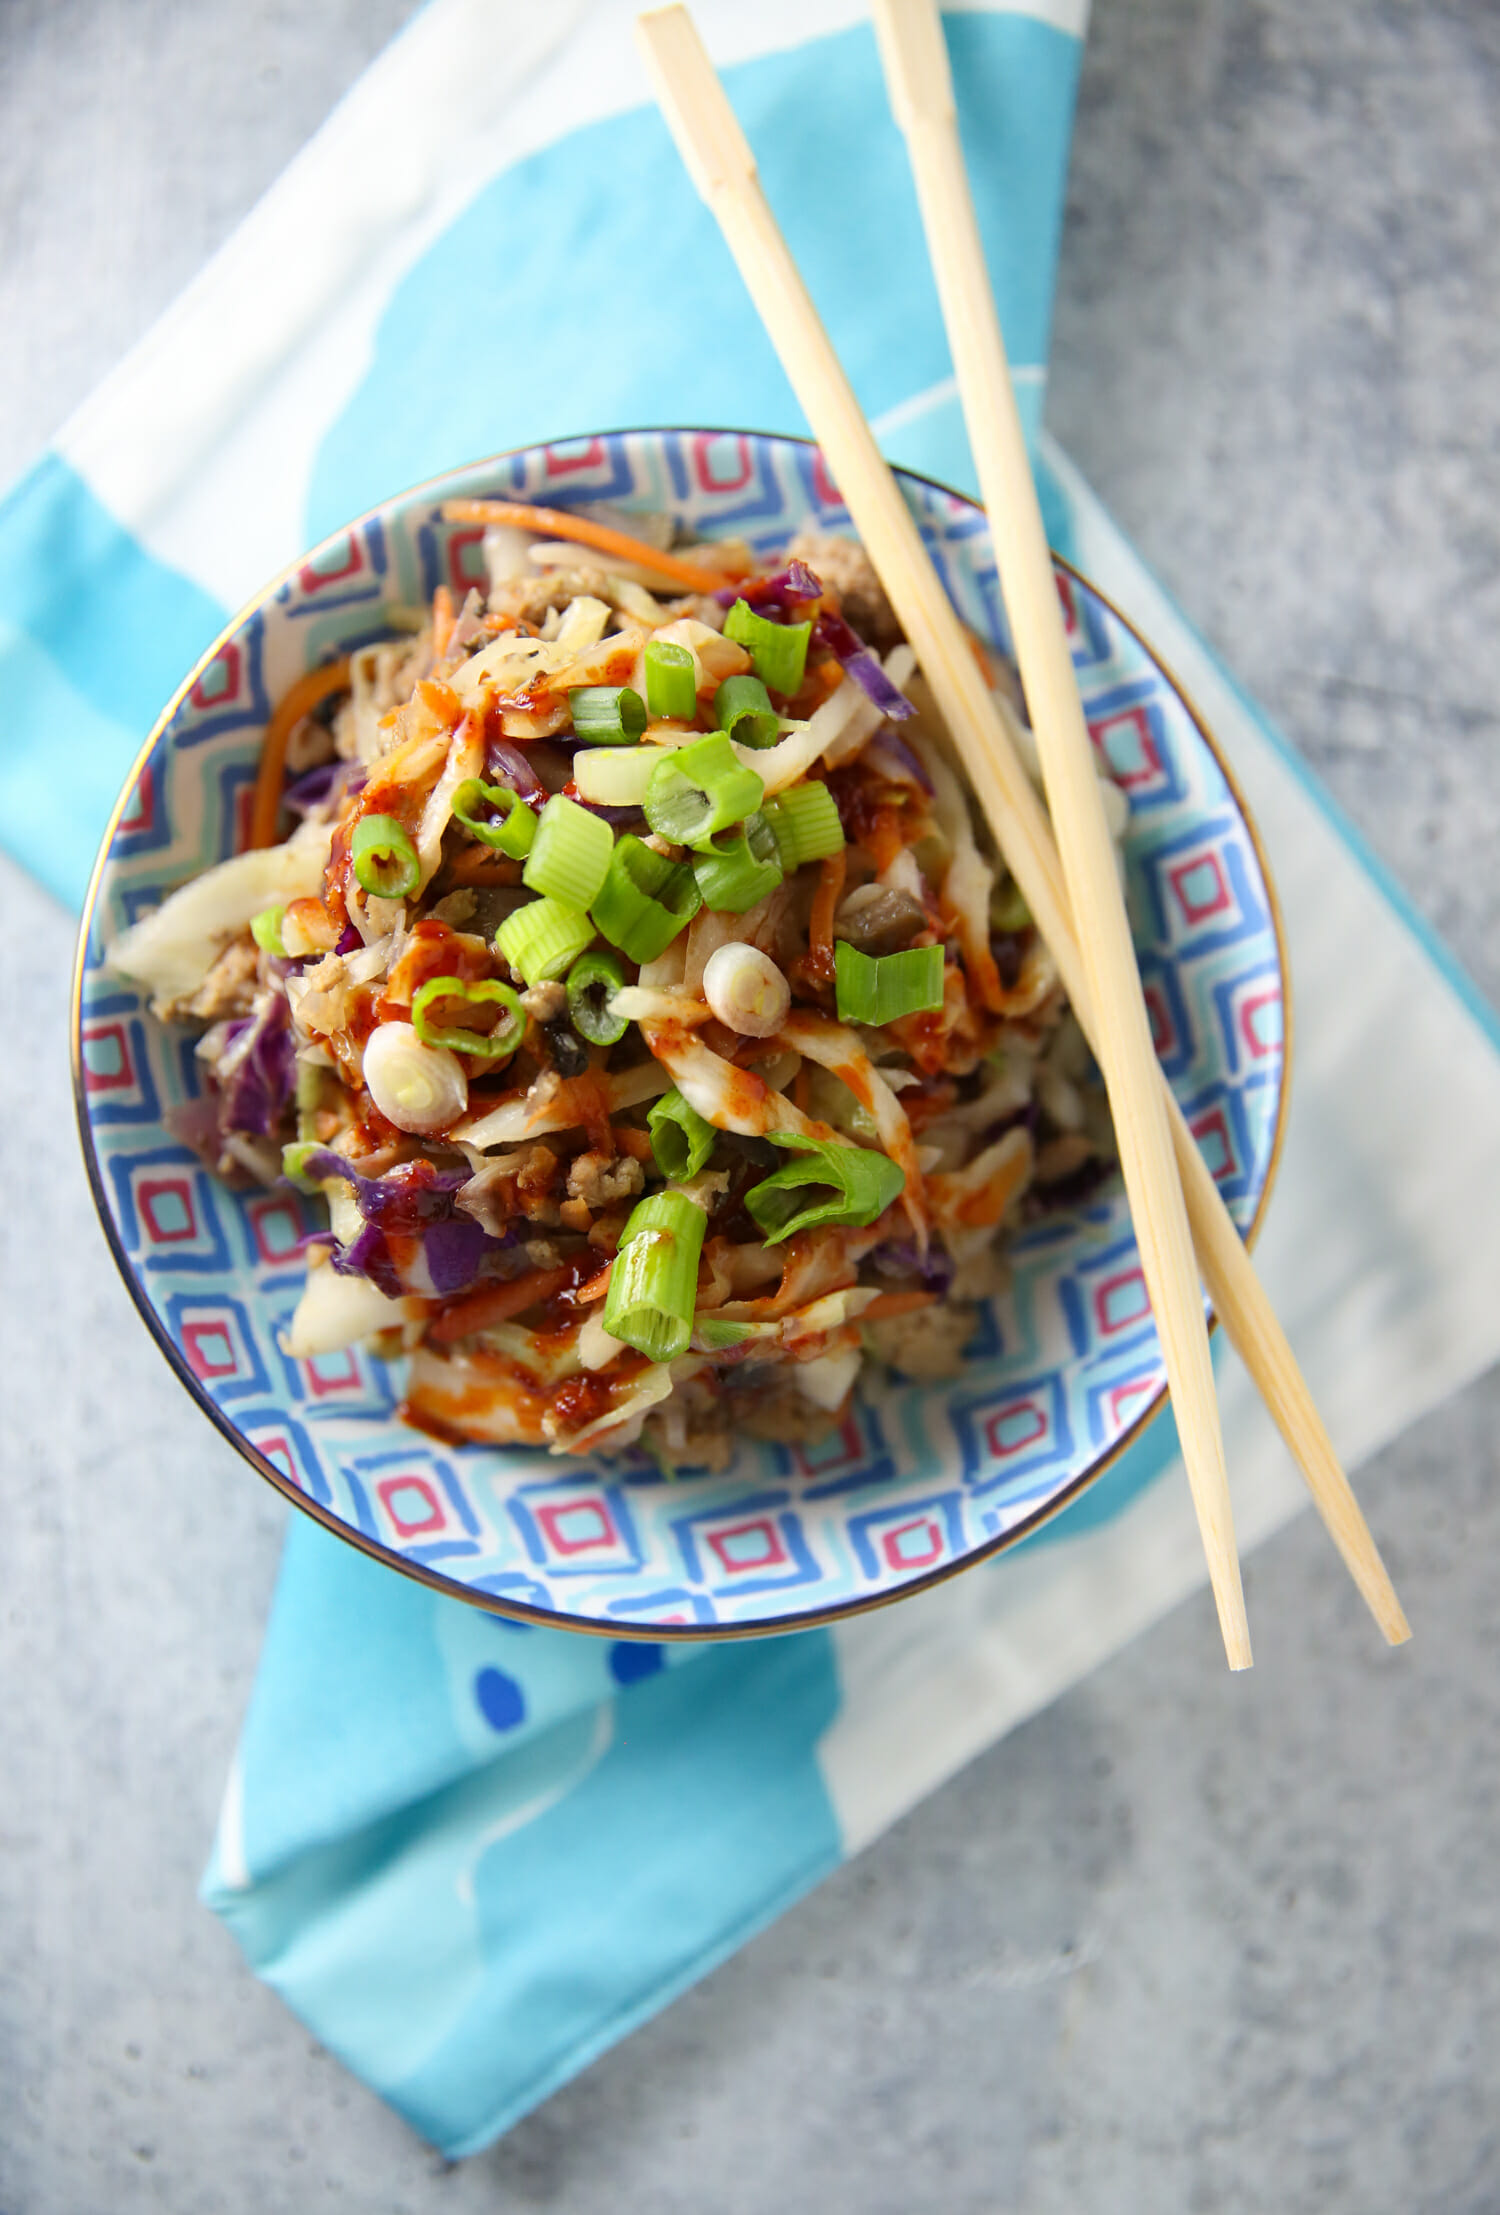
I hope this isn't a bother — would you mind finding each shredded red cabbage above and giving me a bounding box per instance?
[217,995,295,1138]
[329,1218,404,1301]
[335,924,361,955]
[813,611,916,720]
[872,1239,955,1294]
[298,1150,514,1299]
[573,799,647,830]
[864,732,933,792]
[846,650,916,722]
[716,559,825,622]
[282,760,365,816]
[420,1214,499,1297]
[484,739,545,799]
[297,1151,468,1228]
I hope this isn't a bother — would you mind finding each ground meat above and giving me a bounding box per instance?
[515,1145,564,1225]
[728,1364,845,1445]
[487,567,616,627]
[785,529,901,650]
[427,889,478,928]
[587,1207,630,1252]
[519,979,567,1022]
[865,1301,977,1381]
[155,933,260,1026]
[567,1150,645,1210]
[642,1377,733,1472]
[663,593,727,630]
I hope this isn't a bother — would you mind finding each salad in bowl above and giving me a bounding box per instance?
[109,500,1125,1472]
[76,429,1285,1634]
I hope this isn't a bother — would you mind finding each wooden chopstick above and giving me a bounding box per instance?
[869,0,1408,1649]
[870,0,1255,1666]
[634,4,1409,1651]
[636,2,1247,1666]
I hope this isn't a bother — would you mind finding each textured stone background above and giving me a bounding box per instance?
[3,4,1498,2210]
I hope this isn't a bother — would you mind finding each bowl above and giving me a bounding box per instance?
[73,428,1288,1639]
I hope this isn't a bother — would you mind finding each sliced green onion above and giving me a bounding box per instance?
[745,1131,906,1246]
[723,600,813,695]
[713,672,780,750]
[694,1316,757,1351]
[762,781,845,871]
[566,949,629,1046]
[590,835,702,964]
[363,1020,468,1133]
[568,684,647,746]
[294,1060,330,1142]
[833,939,945,1026]
[644,638,698,721]
[692,812,784,913]
[250,905,286,956]
[523,793,615,908]
[281,1139,324,1192]
[647,1087,717,1180]
[351,812,419,899]
[495,896,596,986]
[603,1190,708,1363]
[452,777,538,859]
[991,876,1031,933]
[572,746,657,808]
[644,732,765,851]
[411,975,525,1061]
[701,940,790,1037]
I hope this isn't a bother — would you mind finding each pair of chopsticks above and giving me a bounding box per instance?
[635,3,1410,1666]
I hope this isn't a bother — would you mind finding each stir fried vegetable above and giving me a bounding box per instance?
[110,510,1127,1467]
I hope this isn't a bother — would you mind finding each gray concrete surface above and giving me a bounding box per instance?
[3,2,1498,2209]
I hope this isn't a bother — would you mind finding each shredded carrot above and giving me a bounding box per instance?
[430,583,455,663]
[805,851,846,985]
[859,1289,939,1323]
[248,657,352,850]
[570,1261,614,1306]
[427,1264,573,1346]
[865,805,907,876]
[413,675,462,729]
[611,1126,656,1165]
[440,499,741,593]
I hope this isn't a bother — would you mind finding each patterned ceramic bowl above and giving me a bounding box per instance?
[73,428,1288,1639]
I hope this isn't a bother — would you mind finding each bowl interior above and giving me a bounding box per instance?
[75,429,1287,1637]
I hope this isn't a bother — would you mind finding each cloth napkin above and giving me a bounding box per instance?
[11,0,1500,2160]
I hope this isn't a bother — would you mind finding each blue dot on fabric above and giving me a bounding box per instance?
[608,1642,665,1686]
[474,1666,526,1732]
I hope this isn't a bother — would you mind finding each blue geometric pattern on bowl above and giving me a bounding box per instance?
[75,428,1287,1638]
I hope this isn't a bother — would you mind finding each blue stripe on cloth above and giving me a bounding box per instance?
[0,453,226,907]
[222,1517,708,1876]
[206,1518,842,2158]
[306,13,1082,542]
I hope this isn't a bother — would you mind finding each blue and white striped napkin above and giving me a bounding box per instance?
[8,0,1500,2158]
